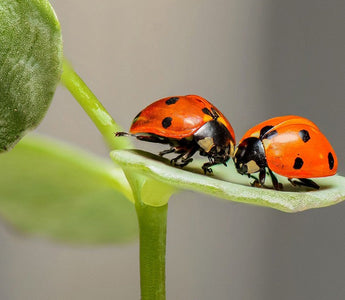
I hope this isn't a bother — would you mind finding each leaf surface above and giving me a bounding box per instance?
[111,149,345,212]
[0,136,137,244]
[0,0,63,152]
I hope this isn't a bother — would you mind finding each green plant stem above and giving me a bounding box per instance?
[61,58,168,299]
[136,201,168,300]
[60,59,131,150]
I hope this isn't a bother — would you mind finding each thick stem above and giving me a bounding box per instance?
[60,59,131,150]
[136,202,168,300]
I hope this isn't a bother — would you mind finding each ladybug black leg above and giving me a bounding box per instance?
[115,131,129,137]
[170,146,198,168]
[170,153,186,167]
[159,147,176,156]
[259,169,266,186]
[247,170,267,188]
[177,157,194,168]
[202,156,222,174]
[201,163,213,174]
[299,178,320,189]
[268,169,283,190]
[249,176,260,187]
[288,178,320,190]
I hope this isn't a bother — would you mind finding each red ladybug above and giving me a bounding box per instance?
[116,95,235,173]
[233,115,337,190]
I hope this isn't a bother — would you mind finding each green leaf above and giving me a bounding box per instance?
[111,149,345,212]
[0,0,63,152]
[0,135,137,244]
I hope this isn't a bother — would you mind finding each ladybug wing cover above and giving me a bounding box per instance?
[130,95,234,140]
[262,123,337,178]
[241,115,318,141]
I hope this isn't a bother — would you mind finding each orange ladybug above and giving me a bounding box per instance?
[233,115,337,190]
[116,95,235,173]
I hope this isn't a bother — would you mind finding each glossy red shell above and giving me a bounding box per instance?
[240,115,337,178]
[130,95,235,142]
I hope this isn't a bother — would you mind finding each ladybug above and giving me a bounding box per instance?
[116,95,235,173]
[233,115,337,190]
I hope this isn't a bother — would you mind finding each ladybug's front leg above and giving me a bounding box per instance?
[202,155,230,174]
[201,162,213,174]
[249,169,283,190]
[248,169,266,187]
[248,175,260,187]
[267,169,283,190]
[202,156,219,174]
[248,168,266,187]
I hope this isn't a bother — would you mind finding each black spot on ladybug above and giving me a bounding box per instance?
[328,152,334,170]
[260,126,273,137]
[202,107,212,116]
[265,130,278,139]
[293,157,304,169]
[299,129,310,143]
[260,126,277,139]
[162,117,172,129]
[165,97,179,105]
[202,107,219,120]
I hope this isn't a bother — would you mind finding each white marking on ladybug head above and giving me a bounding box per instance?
[197,137,214,153]
[246,160,260,173]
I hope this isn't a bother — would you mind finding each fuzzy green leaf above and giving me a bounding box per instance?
[0,136,137,244]
[111,149,345,212]
[0,0,63,152]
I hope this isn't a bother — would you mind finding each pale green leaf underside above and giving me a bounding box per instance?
[0,0,63,152]
[0,135,137,244]
[111,149,345,212]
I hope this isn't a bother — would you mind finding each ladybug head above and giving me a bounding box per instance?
[194,119,235,164]
[233,137,266,175]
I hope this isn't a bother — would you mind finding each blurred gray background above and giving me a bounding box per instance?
[1,0,344,299]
